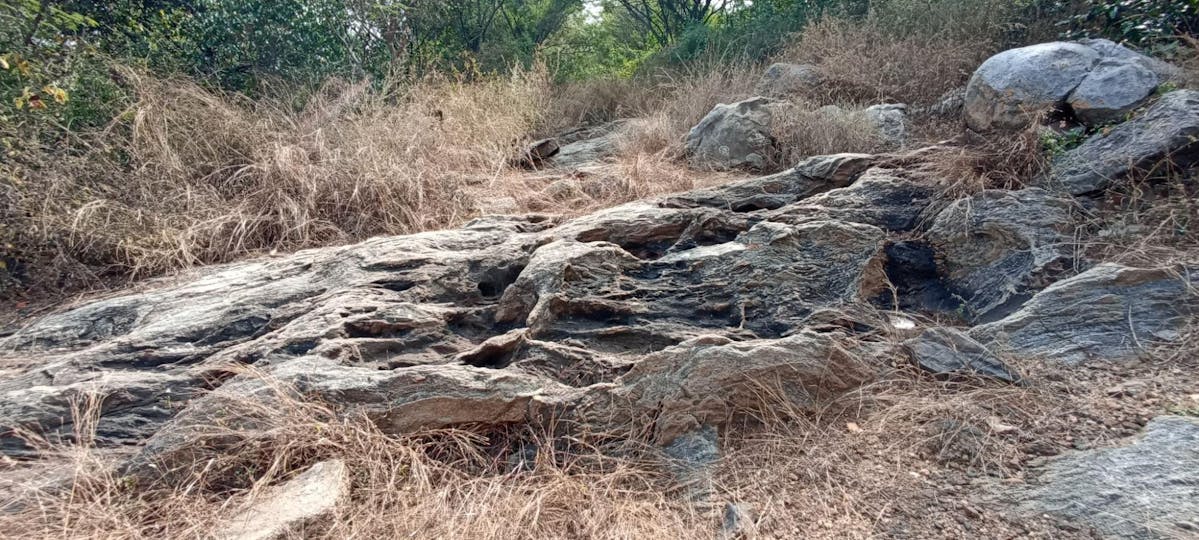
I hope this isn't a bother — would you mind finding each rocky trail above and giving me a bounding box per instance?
[2,39,1199,539]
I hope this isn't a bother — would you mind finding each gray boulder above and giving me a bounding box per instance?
[1048,89,1199,195]
[756,63,822,97]
[965,40,1171,131]
[970,264,1198,363]
[904,327,1020,383]
[864,103,908,146]
[1008,416,1199,539]
[685,97,780,170]
[925,188,1079,322]
[1068,59,1161,126]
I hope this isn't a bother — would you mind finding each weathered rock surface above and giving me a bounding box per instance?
[0,164,909,473]
[216,459,349,540]
[925,188,1078,322]
[664,153,874,212]
[863,103,908,146]
[965,40,1171,131]
[685,97,780,170]
[970,264,1198,363]
[904,327,1020,383]
[768,168,936,232]
[0,121,1193,505]
[756,63,822,98]
[548,120,629,168]
[1048,90,1199,195]
[1007,416,1199,539]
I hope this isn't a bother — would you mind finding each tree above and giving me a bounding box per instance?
[610,0,733,44]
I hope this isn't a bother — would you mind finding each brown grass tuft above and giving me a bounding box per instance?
[4,64,553,294]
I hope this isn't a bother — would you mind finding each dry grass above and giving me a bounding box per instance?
[4,338,1196,539]
[3,64,553,297]
[779,18,992,107]
[888,124,1048,198]
[0,11,1045,304]
[1083,171,1199,267]
[611,63,760,158]
[770,104,888,168]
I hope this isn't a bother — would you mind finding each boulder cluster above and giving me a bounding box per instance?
[2,39,1198,538]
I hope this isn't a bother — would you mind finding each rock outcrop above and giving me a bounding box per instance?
[1048,89,1199,195]
[0,163,913,471]
[1008,416,1199,539]
[970,264,1198,363]
[965,39,1173,131]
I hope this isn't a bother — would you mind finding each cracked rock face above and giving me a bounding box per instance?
[925,188,1079,322]
[965,39,1170,131]
[0,153,1192,485]
[0,163,903,472]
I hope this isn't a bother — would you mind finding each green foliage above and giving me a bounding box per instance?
[0,1,129,143]
[1040,127,1089,156]
[544,7,657,80]
[1063,0,1199,56]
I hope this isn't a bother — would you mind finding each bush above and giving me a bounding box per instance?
[1063,0,1199,57]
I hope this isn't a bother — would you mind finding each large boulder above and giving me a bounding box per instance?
[685,97,780,170]
[925,188,1078,322]
[965,40,1173,131]
[1047,89,1199,195]
[970,264,1198,363]
[1006,416,1199,539]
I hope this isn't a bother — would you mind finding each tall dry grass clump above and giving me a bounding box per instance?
[780,18,989,107]
[610,63,760,158]
[8,64,553,290]
[0,375,703,540]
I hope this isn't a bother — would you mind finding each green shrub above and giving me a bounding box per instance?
[1063,0,1199,57]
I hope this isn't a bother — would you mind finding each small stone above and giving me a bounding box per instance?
[905,327,1020,383]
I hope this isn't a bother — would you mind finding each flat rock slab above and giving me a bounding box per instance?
[216,459,349,540]
[1007,416,1199,539]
